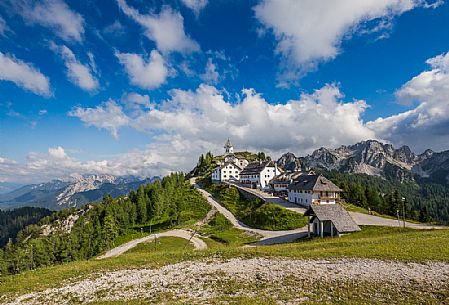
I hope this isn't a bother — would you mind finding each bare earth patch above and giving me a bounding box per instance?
[6,258,449,304]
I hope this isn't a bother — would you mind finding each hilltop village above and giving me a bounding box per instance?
[211,139,360,237]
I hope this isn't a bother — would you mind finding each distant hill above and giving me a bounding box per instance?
[0,174,159,210]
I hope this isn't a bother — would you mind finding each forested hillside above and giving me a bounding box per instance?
[0,207,52,247]
[321,170,449,223]
[0,173,210,275]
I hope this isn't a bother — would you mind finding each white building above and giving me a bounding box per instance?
[212,162,243,182]
[239,160,281,189]
[212,139,249,183]
[287,174,342,207]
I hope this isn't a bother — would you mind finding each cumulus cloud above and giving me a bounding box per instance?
[200,58,219,84]
[181,0,208,16]
[116,50,170,89]
[254,0,439,85]
[68,99,129,139]
[50,43,99,92]
[116,0,199,53]
[66,84,375,179]
[0,51,51,97]
[368,51,449,152]
[11,0,84,42]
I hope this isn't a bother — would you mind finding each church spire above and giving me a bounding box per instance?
[224,138,234,154]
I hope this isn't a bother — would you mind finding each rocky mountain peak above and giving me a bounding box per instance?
[277,152,303,172]
[276,140,447,182]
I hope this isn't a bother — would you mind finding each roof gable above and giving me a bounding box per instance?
[288,174,342,192]
[304,204,360,233]
[240,160,276,175]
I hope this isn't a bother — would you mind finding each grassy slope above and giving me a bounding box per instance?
[199,213,260,247]
[205,184,307,230]
[1,226,449,300]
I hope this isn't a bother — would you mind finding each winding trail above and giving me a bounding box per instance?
[192,179,309,245]
[97,229,207,260]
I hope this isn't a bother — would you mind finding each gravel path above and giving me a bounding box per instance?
[97,229,207,260]
[349,211,446,229]
[8,257,449,304]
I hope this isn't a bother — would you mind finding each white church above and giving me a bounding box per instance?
[211,139,249,182]
[212,139,281,190]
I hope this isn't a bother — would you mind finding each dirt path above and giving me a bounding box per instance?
[8,257,449,304]
[97,229,207,260]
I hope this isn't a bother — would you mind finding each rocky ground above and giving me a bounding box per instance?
[6,257,449,304]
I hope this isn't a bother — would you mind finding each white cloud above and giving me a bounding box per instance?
[70,84,375,177]
[254,0,438,85]
[116,50,170,89]
[103,20,126,37]
[181,0,208,16]
[39,109,48,115]
[367,51,449,152]
[116,0,199,53]
[0,51,51,97]
[13,0,84,42]
[51,43,99,92]
[200,58,219,84]
[130,84,375,154]
[68,99,129,139]
[121,92,151,110]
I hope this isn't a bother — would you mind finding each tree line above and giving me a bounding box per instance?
[0,207,52,248]
[0,173,210,275]
[322,170,449,223]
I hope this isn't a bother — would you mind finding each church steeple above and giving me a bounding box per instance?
[224,138,234,154]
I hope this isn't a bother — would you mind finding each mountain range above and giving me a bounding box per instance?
[0,174,158,211]
[276,139,449,184]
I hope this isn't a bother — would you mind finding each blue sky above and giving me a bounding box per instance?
[1,0,449,183]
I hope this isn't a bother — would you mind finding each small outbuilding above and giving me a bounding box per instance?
[304,204,360,238]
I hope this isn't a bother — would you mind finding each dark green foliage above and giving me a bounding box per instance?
[321,170,449,224]
[189,151,215,177]
[243,203,308,231]
[0,173,210,275]
[0,207,52,247]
